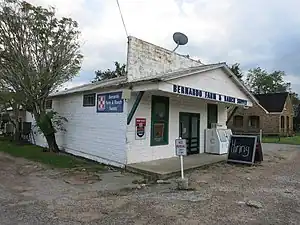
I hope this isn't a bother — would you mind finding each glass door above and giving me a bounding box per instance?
[190,114,200,154]
[179,112,200,155]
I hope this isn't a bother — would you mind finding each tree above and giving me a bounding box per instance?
[230,63,243,79]
[290,92,300,105]
[0,81,26,139]
[245,67,291,94]
[0,90,22,139]
[0,0,83,152]
[92,61,126,83]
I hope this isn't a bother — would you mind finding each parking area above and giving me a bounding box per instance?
[0,144,300,224]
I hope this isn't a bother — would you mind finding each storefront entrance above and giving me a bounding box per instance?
[179,112,200,155]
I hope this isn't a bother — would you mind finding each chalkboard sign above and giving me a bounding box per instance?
[227,135,257,165]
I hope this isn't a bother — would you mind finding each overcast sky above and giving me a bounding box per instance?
[28,0,300,94]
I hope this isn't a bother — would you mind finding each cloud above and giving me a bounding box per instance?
[27,0,300,94]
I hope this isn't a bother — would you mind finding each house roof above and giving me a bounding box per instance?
[132,63,226,82]
[254,92,289,113]
[50,76,128,97]
[50,63,260,108]
[50,63,224,97]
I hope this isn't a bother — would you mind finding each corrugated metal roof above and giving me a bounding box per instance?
[159,63,226,81]
[49,62,246,99]
[118,63,226,83]
[50,76,127,97]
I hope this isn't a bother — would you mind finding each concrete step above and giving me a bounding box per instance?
[126,154,227,180]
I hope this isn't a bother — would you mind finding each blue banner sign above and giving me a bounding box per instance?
[172,84,248,106]
[96,91,124,113]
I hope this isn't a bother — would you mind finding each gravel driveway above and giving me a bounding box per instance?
[0,144,300,225]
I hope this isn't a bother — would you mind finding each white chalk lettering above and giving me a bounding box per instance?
[231,140,250,157]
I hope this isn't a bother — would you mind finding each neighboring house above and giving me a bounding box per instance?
[25,36,257,168]
[0,106,26,121]
[227,92,294,136]
[294,104,300,118]
[0,107,26,134]
[293,104,300,131]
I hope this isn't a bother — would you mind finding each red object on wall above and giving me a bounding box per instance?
[135,118,146,139]
[135,118,146,127]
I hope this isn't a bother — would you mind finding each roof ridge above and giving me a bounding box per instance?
[128,62,226,83]
[254,92,289,96]
[51,76,127,96]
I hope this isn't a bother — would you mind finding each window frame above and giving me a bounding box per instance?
[281,116,285,129]
[233,115,244,128]
[248,116,259,128]
[150,95,169,146]
[45,99,53,109]
[83,93,96,107]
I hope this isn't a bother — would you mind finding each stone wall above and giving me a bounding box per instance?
[227,102,281,135]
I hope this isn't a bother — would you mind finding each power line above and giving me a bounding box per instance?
[116,0,128,37]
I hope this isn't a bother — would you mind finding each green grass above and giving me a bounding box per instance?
[262,134,300,145]
[0,138,105,170]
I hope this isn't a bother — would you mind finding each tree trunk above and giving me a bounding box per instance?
[45,132,59,153]
[34,112,59,153]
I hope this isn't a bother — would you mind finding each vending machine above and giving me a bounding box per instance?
[205,127,232,155]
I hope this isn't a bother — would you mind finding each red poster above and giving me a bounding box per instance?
[135,118,146,139]
[135,118,146,127]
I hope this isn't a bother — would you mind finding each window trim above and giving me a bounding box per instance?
[233,115,243,128]
[150,95,169,146]
[280,115,285,129]
[45,99,52,109]
[83,93,96,107]
[248,115,259,128]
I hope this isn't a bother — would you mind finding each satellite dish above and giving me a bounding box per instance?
[172,32,188,52]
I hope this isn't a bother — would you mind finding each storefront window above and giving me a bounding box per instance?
[151,95,169,146]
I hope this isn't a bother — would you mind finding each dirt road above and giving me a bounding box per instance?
[0,145,300,225]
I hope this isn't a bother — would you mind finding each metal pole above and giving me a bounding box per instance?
[180,155,184,179]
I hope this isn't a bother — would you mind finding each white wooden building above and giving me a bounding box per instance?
[26,36,258,167]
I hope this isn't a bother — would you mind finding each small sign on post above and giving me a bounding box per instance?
[175,138,187,156]
[175,138,187,179]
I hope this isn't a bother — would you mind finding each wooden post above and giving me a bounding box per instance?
[259,129,262,143]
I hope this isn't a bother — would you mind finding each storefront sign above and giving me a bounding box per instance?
[96,92,124,113]
[135,118,146,140]
[172,84,248,106]
[175,138,187,156]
